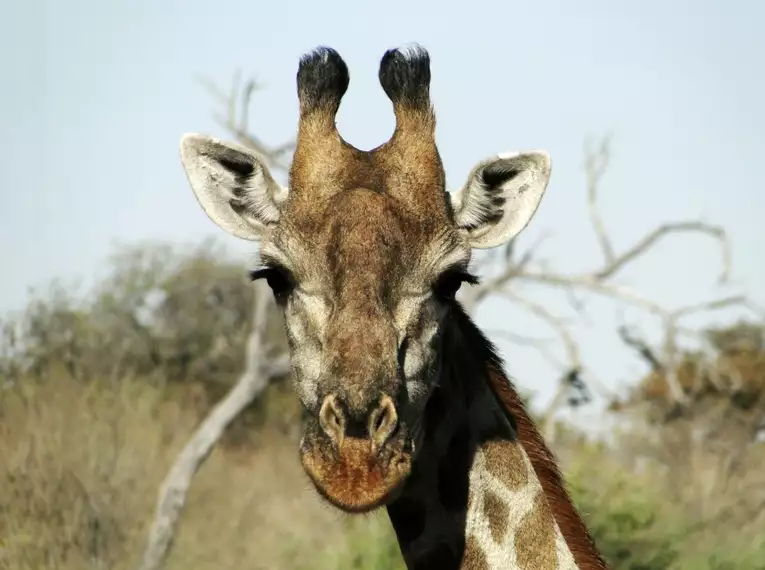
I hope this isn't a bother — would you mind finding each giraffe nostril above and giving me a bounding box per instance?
[319,395,346,448]
[373,412,386,434]
[320,393,399,451]
[369,395,399,449]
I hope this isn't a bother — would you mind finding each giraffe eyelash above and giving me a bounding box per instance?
[437,266,480,287]
[249,264,296,300]
[452,270,480,286]
[432,267,480,301]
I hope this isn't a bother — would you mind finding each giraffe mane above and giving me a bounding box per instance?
[486,366,609,570]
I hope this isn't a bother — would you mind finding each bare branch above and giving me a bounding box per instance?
[594,221,731,283]
[499,290,582,372]
[584,133,615,263]
[196,73,295,173]
[503,237,517,264]
[461,232,549,312]
[614,294,758,407]
[137,282,289,570]
[659,315,688,404]
[228,69,242,134]
[239,78,259,135]
[564,288,592,325]
[517,272,669,315]
[196,75,229,106]
[672,295,747,318]
[565,368,593,407]
[137,73,301,570]
[485,328,565,370]
[539,368,594,443]
[484,329,557,348]
[496,290,596,427]
[618,325,663,372]
[662,295,753,405]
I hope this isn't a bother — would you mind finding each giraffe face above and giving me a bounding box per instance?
[256,187,472,512]
[179,45,552,513]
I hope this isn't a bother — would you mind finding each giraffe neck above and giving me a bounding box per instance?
[385,305,607,570]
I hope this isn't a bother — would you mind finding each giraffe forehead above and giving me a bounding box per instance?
[276,188,456,284]
[327,189,410,260]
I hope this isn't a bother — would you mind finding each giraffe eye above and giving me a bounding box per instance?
[250,265,296,302]
[433,269,479,301]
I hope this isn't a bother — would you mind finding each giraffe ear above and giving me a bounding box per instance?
[450,151,551,249]
[179,133,288,241]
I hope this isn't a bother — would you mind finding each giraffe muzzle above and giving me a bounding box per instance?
[299,394,413,513]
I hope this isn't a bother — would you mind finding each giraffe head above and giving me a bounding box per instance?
[179,45,551,513]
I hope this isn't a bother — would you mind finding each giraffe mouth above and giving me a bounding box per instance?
[300,435,413,513]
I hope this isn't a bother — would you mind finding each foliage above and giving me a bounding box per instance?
[2,241,764,569]
[3,239,286,392]
[628,319,765,415]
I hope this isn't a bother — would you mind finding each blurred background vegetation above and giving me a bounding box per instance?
[1,237,763,569]
[4,2,765,568]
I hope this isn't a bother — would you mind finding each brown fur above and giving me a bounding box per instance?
[487,368,608,570]
[481,439,529,491]
[279,143,457,515]
[289,50,445,219]
[483,490,509,543]
[300,436,411,513]
[515,493,558,570]
[288,137,446,219]
[462,535,489,570]
[276,188,452,407]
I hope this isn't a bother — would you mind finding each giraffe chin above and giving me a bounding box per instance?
[300,436,412,514]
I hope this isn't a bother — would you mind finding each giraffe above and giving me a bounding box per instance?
[179,45,608,570]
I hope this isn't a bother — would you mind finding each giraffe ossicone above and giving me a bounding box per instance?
[180,44,607,570]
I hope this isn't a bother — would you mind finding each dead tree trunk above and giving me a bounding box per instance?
[137,282,288,570]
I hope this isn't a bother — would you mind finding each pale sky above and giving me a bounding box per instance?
[2,0,763,414]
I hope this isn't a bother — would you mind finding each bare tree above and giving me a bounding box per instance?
[137,77,293,570]
[138,281,289,570]
[459,135,760,432]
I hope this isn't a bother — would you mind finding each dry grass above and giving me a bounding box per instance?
[0,370,402,570]
[3,366,764,570]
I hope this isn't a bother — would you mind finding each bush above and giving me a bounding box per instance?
[5,239,287,392]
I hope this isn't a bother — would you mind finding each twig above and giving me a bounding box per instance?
[137,282,289,570]
[618,325,663,372]
[485,328,565,370]
[593,221,731,283]
[461,232,549,312]
[584,133,615,263]
[197,73,295,173]
[496,290,595,427]
[673,295,747,318]
[615,295,757,407]
[517,272,668,315]
[499,290,582,371]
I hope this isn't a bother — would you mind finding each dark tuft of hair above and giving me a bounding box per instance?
[378,44,431,108]
[296,46,350,113]
[481,162,520,189]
